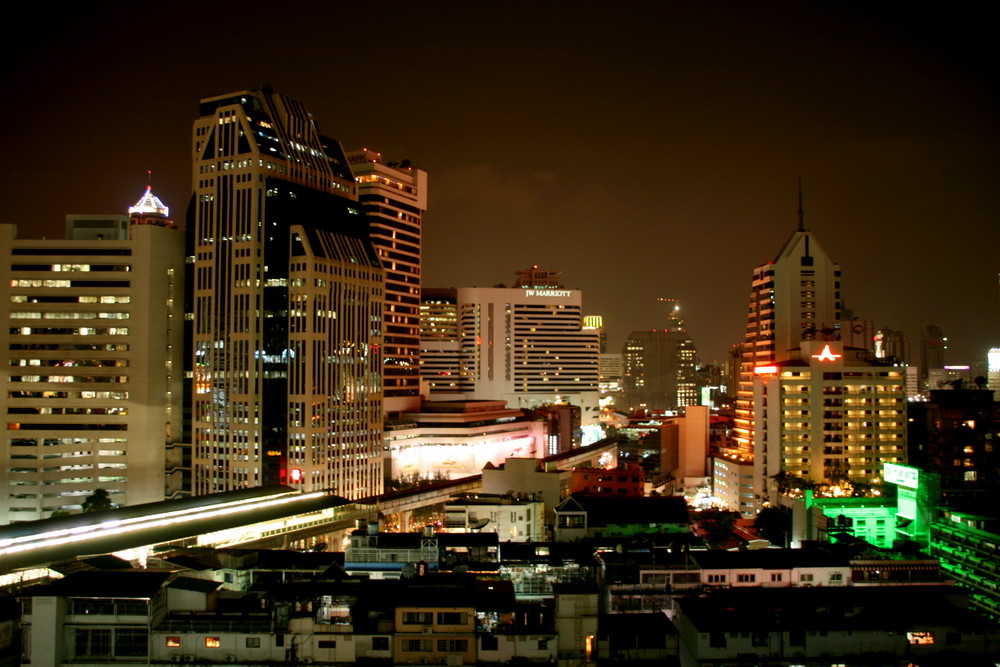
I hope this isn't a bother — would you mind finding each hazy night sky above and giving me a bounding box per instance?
[3,2,997,366]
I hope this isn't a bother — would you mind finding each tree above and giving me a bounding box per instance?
[82,488,113,513]
[754,507,790,546]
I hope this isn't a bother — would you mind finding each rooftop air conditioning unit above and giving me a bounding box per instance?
[170,657,182,664]
[225,657,236,663]
[182,656,195,663]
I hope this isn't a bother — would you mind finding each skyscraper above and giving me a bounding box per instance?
[919,324,947,388]
[347,149,426,415]
[0,188,184,522]
[189,90,383,499]
[738,212,908,509]
[753,340,907,506]
[622,299,699,413]
[734,221,842,459]
[420,268,601,422]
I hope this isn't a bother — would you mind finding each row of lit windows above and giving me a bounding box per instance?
[10,327,129,336]
[8,390,128,400]
[11,359,128,368]
[11,295,130,304]
[11,264,131,272]
[9,312,130,320]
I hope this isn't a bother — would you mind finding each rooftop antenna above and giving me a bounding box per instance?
[797,177,804,232]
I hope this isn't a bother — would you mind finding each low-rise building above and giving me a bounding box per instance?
[443,493,545,541]
[692,549,851,588]
[711,454,754,516]
[569,463,644,497]
[673,586,1000,666]
[497,542,598,599]
[595,613,679,665]
[386,400,544,482]
[553,495,690,542]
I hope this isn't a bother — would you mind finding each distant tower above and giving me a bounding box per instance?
[874,328,909,364]
[347,149,427,415]
[989,348,1000,391]
[920,324,948,386]
[128,181,176,229]
[583,315,607,353]
[622,300,699,413]
[734,217,842,458]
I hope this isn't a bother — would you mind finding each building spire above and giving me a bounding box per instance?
[797,177,804,232]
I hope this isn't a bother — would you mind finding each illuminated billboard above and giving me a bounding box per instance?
[884,463,919,489]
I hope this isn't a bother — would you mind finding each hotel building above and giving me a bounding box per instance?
[0,192,184,522]
[420,268,601,423]
[188,89,383,499]
[734,223,842,460]
[753,340,907,507]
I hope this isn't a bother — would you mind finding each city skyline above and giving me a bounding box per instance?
[3,3,997,365]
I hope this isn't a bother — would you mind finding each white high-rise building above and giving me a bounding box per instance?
[347,149,427,415]
[189,89,383,499]
[0,198,184,522]
[988,347,1000,391]
[420,268,601,423]
[735,208,908,510]
[752,340,906,508]
[734,222,842,460]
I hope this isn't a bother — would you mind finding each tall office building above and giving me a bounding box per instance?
[989,347,1000,391]
[622,300,699,413]
[919,324,948,388]
[189,90,383,499]
[347,149,427,415]
[0,192,184,522]
[420,288,470,395]
[583,315,607,353]
[420,268,601,423]
[734,218,842,459]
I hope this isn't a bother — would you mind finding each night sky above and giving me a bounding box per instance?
[3,2,997,366]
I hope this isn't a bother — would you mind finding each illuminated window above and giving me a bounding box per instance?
[205,637,221,648]
[166,637,181,648]
[907,631,934,645]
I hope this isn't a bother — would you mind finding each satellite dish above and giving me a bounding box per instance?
[469,518,491,531]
